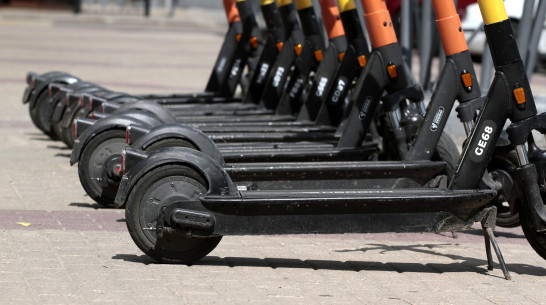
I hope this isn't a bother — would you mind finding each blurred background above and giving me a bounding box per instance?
[2,0,546,145]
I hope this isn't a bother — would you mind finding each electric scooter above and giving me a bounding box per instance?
[116,0,546,279]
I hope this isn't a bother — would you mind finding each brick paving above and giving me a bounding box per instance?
[1,8,546,305]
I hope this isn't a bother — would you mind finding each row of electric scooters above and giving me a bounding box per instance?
[22,0,546,279]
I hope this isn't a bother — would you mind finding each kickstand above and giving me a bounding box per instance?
[480,207,511,280]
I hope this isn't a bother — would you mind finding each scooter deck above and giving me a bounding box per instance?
[220,146,377,162]
[180,188,497,236]
[175,114,296,123]
[225,160,446,180]
[216,142,334,149]
[201,188,496,216]
[197,125,336,133]
[199,210,489,235]
[209,132,337,143]
[167,107,272,117]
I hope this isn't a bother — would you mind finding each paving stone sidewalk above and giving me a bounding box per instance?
[1,9,546,305]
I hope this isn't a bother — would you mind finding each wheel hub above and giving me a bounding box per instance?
[490,169,516,215]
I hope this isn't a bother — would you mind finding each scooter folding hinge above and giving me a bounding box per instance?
[381,85,424,112]
[455,96,486,123]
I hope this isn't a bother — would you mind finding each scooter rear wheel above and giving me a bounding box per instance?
[29,90,57,139]
[60,107,86,149]
[125,164,222,264]
[78,129,127,207]
[143,138,197,152]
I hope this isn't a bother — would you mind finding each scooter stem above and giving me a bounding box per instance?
[224,0,241,24]
[360,0,398,48]
[477,0,509,25]
[432,0,468,56]
[318,0,346,40]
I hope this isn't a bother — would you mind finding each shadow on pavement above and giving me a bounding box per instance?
[112,245,546,277]
[54,153,72,158]
[462,228,525,239]
[337,243,546,276]
[69,202,109,209]
[47,145,71,150]
[112,254,156,265]
[29,136,55,141]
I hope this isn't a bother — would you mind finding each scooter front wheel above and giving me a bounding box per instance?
[125,164,222,264]
[519,200,546,260]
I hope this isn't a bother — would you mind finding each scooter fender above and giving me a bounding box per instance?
[70,115,158,166]
[112,100,177,124]
[130,124,225,165]
[23,71,64,103]
[101,102,122,113]
[74,118,95,137]
[26,72,80,108]
[114,147,238,208]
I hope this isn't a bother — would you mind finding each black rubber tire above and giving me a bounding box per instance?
[432,133,460,180]
[125,164,222,264]
[487,149,521,228]
[51,119,64,141]
[29,89,57,139]
[143,138,197,152]
[60,107,85,149]
[519,200,546,260]
[35,94,57,139]
[78,129,127,207]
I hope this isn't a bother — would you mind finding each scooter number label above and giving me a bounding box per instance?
[256,63,270,84]
[216,57,226,73]
[470,121,496,163]
[315,77,328,97]
[230,58,242,78]
[272,67,285,88]
[289,77,304,99]
[330,77,347,104]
